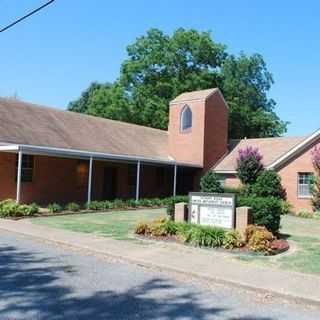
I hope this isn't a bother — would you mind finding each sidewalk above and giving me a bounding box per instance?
[1,218,319,306]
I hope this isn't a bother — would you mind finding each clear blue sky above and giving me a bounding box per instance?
[1,0,319,136]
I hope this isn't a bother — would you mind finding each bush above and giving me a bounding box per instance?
[200,170,223,193]
[246,225,274,253]
[135,222,150,235]
[165,195,188,220]
[149,218,169,236]
[65,202,81,212]
[176,224,225,247]
[87,201,105,211]
[251,170,286,200]
[0,199,39,217]
[223,229,242,249]
[236,146,263,185]
[47,202,63,213]
[238,196,283,233]
[19,203,39,216]
[113,199,126,209]
[126,199,137,208]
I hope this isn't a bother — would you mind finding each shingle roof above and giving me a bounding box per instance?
[170,88,218,104]
[214,136,306,172]
[0,97,170,161]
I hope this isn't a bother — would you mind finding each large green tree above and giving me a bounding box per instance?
[68,28,287,138]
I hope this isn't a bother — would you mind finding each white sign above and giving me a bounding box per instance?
[189,193,236,229]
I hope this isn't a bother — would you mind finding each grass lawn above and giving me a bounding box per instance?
[236,215,320,275]
[32,208,165,240]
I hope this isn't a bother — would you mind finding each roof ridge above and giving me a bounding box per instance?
[0,97,168,135]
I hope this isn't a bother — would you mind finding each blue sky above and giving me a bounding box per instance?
[1,0,319,136]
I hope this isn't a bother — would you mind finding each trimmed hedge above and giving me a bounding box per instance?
[238,196,283,234]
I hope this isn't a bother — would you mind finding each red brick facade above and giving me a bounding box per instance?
[222,140,320,213]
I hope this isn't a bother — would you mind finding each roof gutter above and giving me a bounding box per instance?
[0,142,203,168]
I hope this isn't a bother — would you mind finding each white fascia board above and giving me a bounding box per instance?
[0,142,202,168]
[268,128,320,169]
[0,145,19,152]
[214,170,237,174]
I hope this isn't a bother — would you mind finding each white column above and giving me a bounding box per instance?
[87,156,93,205]
[135,161,141,202]
[16,150,22,203]
[173,164,177,197]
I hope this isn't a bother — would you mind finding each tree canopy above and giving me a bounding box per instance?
[68,28,287,138]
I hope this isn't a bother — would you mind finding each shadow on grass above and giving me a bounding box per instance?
[0,244,275,320]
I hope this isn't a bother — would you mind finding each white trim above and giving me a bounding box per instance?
[173,164,177,196]
[0,142,203,168]
[267,128,320,169]
[135,161,141,202]
[16,151,22,203]
[214,170,237,174]
[87,156,93,205]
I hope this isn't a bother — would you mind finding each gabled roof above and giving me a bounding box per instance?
[214,135,309,173]
[170,88,218,104]
[0,97,171,163]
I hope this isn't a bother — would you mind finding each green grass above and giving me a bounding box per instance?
[32,208,165,240]
[235,215,320,275]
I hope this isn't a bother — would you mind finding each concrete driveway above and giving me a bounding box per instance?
[0,230,319,320]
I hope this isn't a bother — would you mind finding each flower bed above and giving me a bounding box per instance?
[135,218,289,256]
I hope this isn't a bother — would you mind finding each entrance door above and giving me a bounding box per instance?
[103,167,117,200]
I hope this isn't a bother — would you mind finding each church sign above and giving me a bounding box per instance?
[189,192,236,229]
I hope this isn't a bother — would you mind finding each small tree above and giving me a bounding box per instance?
[311,145,320,211]
[251,169,286,200]
[200,170,223,193]
[236,146,263,185]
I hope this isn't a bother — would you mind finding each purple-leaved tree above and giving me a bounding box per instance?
[236,146,264,185]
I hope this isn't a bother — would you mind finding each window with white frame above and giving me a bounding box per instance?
[298,173,314,198]
[180,105,192,132]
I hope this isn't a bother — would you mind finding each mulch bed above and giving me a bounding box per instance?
[136,234,290,256]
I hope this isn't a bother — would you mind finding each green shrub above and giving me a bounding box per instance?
[87,201,105,211]
[311,176,320,212]
[223,229,242,249]
[65,202,81,212]
[246,225,274,253]
[126,199,137,208]
[165,195,188,220]
[18,203,39,216]
[113,199,126,209]
[176,224,225,247]
[280,200,292,215]
[187,225,226,247]
[238,196,283,233]
[103,200,113,209]
[0,199,40,217]
[236,146,264,185]
[251,170,286,199]
[297,210,314,219]
[47,202,63,213]
[200,170,223,193]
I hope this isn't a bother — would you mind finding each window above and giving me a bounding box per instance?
[180,105,192,132]
[16,155,34,182]
[298,173,314,198]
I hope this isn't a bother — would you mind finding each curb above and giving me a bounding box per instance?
[1,225,320,308]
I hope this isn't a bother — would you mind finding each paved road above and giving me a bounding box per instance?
[0,231,319,320]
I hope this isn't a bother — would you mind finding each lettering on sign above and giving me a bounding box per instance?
[189,192,236,229]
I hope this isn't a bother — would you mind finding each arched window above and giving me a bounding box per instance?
[180,105,192,132]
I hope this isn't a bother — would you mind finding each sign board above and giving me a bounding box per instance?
[189,192,236,229]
